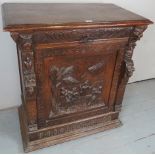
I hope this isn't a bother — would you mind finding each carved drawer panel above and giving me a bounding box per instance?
[35,39,127,128]
[33,27,133,44]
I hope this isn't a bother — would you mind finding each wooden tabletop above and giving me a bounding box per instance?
[2,3,153,31]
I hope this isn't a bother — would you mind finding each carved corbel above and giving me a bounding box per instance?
[134,26,148,41]
[124,41,136,77]
[19,34,33,50]
[11,32,33,51]
[10,32,19,43]
[124,26,147,77]
[115,25,148,112]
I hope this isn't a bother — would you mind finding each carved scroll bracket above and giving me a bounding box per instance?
[124,26,147,77]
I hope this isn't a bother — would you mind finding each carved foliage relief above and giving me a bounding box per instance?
[11,33,36,100]
[34,27,133,43]
[49,61,105,118]
[11,33,38,130]
[124,26,147,77]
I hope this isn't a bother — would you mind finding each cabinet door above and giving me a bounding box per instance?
[35,39,126,127]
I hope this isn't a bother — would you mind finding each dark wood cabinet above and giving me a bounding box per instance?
[2,3,153,152]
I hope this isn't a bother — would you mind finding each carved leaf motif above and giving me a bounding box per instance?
[62,66,74,76]
[24,57,32,69]
[50,65,79,85]
[34,27,133,44]
[62,76,79,84]
[124,26,148,78]
[88,61,104,73]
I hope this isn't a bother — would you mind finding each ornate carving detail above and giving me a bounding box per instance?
[49,64,104,118]
[24,74,36,88]
[28,123,38,132]
[24,56,32,70]
[19,34,33,50]
[114,26,148,113]
[34,27,133,127]
[24,74,36,97]
[10,32,19,43]
[22,52,34,74]
[17,34,37,99]
[124,45,135,77]
[10,33,36,98]
[34,27,133,43]
[133,26,148,40]
[35,38,125,126]
[11,33,37,130]
[33,114,112,140]
[23,68,36,98]
[125,26,147,77]
[88,61,104,73]
[20,34,37,130]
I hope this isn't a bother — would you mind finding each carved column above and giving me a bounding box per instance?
[115,26,147,111]
[11,32,38,131]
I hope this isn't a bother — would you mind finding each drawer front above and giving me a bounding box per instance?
[35,39,127,127]
[33,27,133,44]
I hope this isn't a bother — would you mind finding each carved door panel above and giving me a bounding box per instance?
[35,40,126,127]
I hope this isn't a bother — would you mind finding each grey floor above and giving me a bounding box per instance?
[0,79,155,154]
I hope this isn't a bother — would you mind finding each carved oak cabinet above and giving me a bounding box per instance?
[2,3,153,152]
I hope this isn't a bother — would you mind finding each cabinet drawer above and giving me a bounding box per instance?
[35,39,127,127]
[33,27,133,44]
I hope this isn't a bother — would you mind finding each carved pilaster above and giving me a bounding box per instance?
[11,32,38,131]
[17,34,36,100]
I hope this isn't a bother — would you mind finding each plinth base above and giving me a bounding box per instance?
[18,105,122,153]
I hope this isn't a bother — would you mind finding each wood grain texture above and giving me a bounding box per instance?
[2,3,153,152]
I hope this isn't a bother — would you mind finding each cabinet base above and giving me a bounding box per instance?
[18,105,122,153]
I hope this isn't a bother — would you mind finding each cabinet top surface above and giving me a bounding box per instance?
[2,3,153,31]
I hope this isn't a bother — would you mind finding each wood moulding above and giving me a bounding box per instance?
[18,105,121,152]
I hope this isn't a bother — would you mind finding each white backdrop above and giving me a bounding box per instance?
[0,0,155,109]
